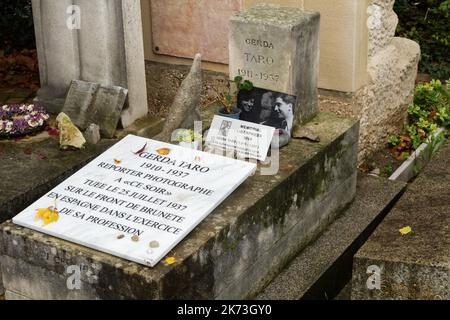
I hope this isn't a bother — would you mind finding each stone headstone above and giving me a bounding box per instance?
[61,80,100,130]
[91,86,128,139]
[229,4,320,126]
[61,80,128,139]
[12,135,256,267]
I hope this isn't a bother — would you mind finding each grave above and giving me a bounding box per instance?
[1,5,361,300]
[1,113,359,299]
[12,135,256,267]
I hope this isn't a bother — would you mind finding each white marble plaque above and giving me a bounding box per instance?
[12,135,256,267]
[205,116,275,161]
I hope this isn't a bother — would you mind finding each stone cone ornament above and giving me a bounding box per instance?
[155,54,203,142]
[56,112,86,150]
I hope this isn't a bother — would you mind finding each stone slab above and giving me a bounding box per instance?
[352,140,450,300]
[12,135,257,267]
[1,113,359,300]
[229,4,320,124]
[256,173,406,300]
[151,0,242,64]
[91,86,128,139]
[61,81,128,138]
[61,80,100,130]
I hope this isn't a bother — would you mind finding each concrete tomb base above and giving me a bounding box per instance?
[1,113,358,299]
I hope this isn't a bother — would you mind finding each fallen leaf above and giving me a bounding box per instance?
[45,126,60,137]
[23,148,33,155]
[156,148,171,156]
[134,143,147,155]
[37,154,48,161]
[114,159,122,165]
[280,164,295,172]
[164,256,177,265]
[399,226,412,236]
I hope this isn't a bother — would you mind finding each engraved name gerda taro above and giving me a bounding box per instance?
[13,135,256,267]
[229,4,320,125]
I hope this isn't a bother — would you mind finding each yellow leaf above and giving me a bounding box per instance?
[114,159,122,165]
[35,208,49,220]
[35,207,59,226]
[156,148,171,156]
[165,256,177,265]
[399,226,412,235]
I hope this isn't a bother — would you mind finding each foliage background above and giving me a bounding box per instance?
[0,0,35,53]
[394,0,450,80]
[0,0,449,79]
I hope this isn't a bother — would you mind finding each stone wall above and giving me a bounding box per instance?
[141,0,369,93]
[355,0,420,161]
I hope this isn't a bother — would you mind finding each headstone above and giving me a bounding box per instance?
[12,135,256,267]
[91,86,128,139]
[61,80,100,130]
[32,0,148,127]
[61,80,128,139]
[229,4,320,126]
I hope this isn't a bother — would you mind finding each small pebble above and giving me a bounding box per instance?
[117,234,125,240]
[149,241,160,248]
[131,235,140,242]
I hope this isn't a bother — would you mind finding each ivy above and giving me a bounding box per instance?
[394,0,450,79]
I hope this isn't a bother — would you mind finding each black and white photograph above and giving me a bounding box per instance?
[237,87,297,136]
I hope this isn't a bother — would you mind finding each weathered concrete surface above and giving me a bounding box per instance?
[0,136,114,222]
[355,0,421,162]
[1,113,358,300]
[352,140,450,300]
[0,134,115,296]
[229,4,320,125]
[257,173,405,300]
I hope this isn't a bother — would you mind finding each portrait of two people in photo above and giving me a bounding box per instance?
[237,88,297,137]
